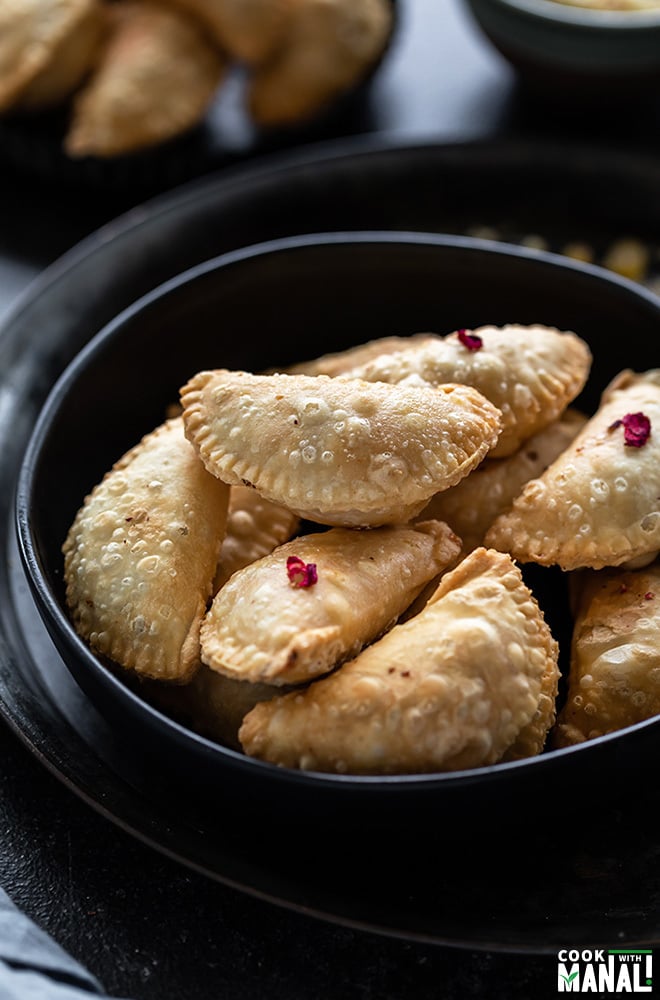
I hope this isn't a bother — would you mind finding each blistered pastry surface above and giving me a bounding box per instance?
[239,548,558,773]
[181,368,502,527]
[554,562,660,746]
[63,417,228,681]
[202,520,461,685]
[348,324,592,458]
[485,370,660,571]
[213,485,300,592]
[418,409,587,554]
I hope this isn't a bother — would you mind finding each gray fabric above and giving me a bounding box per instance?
[0,965,105,1000]
[0,887,105,999]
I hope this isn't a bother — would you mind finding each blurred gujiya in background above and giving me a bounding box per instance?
[0,0,395,157]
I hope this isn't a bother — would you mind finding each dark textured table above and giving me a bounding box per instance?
[1,2,660,997]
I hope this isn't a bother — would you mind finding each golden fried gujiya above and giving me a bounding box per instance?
[485,370,660,571]
[201,520,461,685]
[213,485,300,592]
[285,333,435,377]
[180,369,502,527]
[248,0,393,126]
[0,0,103,112]
[499,618,562,761]
[63,417,229,682]
[64,0,226,157]
[167,0,295,64]
[239,548,559,773]
[417,409,587,554]
[347,324,592,458]
[553,562,660,747]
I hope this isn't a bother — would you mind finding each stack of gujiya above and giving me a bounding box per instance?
[62,322,660,773]
[0,0,394,157]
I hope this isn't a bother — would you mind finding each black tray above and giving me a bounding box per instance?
[2,136,660,951]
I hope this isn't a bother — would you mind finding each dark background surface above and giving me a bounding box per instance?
[1,1,660,997]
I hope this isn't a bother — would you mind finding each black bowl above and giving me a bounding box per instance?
[15,230,660,830]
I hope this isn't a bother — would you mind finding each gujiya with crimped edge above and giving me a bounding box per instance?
[485,369,660,571]
[180,369,502,527]
[213,485,300,593]
[417,408,587,555]
[239,548,559,773]
[500,605,561,762]
[62,417,229,682]
[346,324,592,459]
[553,562,660,747]
[201,520,462,686]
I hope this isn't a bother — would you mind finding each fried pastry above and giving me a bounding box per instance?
[213,484,299,592]
[166,0,295,64]
[239,547,558,773]
[64,0,226,158]
[553,562,660,747]
[0,0,101,112]
[180,368,502,527]
[286,333,436,377]
[248,0,393,126]
[417,408,587,554]
[499,624,561,761]
[347,324,592,458]
[201,520,461,685]
[142,664,282,750]
[63,417,229,682]
[485,369,660,571]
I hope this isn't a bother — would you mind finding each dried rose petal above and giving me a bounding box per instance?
[286,555,318,588]
[457,328,483,352]
[617,411,651,447]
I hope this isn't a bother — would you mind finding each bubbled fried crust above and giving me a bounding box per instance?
[485,370,660,571]
[553,562,660,747]
[417,409,587,555]
[213,485,300,593]
[180,369,502,527]
[348,324,592,458]
[499,633,560,761]
[0,0,98,111]
[239,548,559,774]
[201,520,461,686]
[62,417,229,682]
